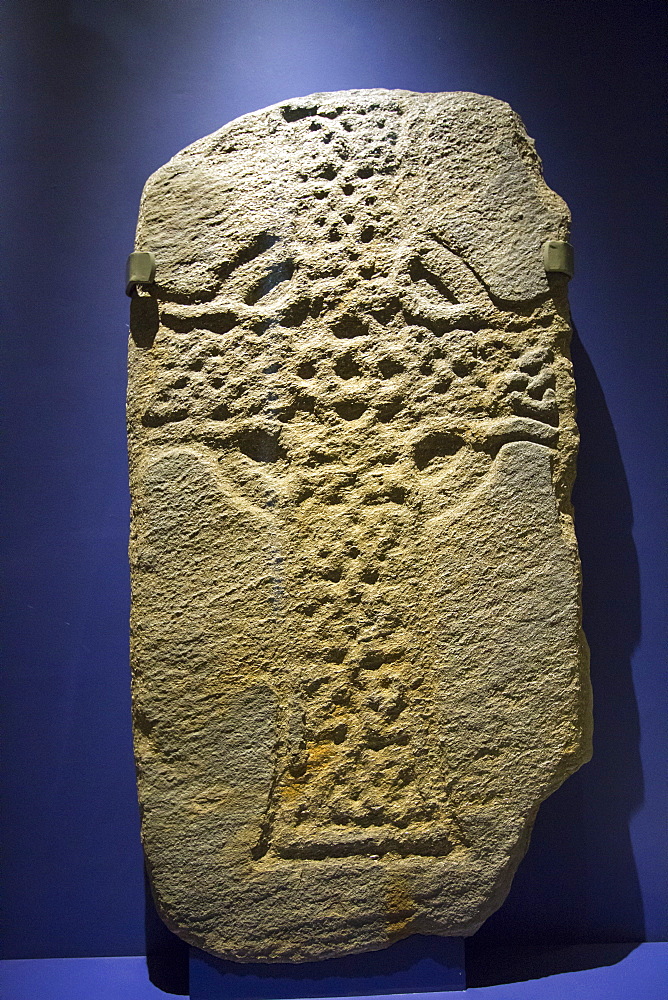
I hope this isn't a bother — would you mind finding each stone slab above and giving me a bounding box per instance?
[128,89,592,963]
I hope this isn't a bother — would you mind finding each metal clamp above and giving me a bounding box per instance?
[543,240,574,280]
[126,251,156,296]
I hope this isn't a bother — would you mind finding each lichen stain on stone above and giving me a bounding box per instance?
[385,876,417,940]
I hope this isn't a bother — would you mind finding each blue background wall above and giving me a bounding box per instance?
[2,0,666,983]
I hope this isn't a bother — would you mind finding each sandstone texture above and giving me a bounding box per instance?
[128,89,592,963]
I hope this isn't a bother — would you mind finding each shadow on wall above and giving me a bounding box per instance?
[466,323,645,986]
[145,868,189,996]
[142,325,645,994]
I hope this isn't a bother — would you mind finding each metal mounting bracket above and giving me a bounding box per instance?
[543,240,574,280]
[126,251,156,296]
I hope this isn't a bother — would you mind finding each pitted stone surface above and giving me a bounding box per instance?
[128,89,591,963]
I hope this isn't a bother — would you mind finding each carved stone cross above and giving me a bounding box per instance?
[128,89,591,963]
